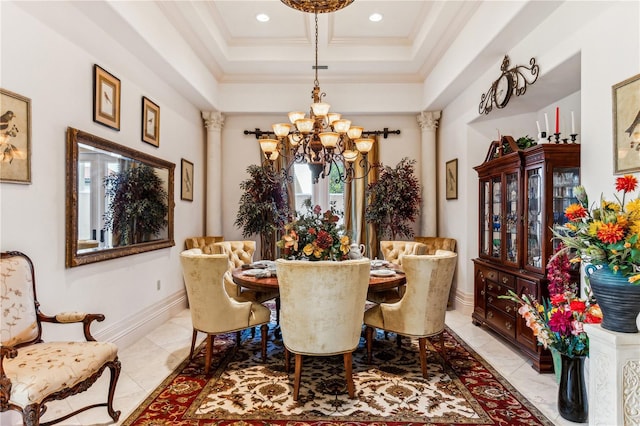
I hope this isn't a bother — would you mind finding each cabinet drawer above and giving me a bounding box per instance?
[486,307,516,340]
[476,265,498,283]
[487,294,517,317]
[497,272,515,289]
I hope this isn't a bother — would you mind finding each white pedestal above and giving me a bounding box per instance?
[585,324,640,426]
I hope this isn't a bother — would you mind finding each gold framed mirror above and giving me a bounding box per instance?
[66,127,175,267]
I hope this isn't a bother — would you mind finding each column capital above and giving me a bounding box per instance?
[202,111,224,131]
[417,110,441,131]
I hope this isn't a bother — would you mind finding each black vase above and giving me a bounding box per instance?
[557,353,588,423]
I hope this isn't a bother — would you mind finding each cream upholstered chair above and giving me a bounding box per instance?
[276,258,370,400]
[0,251,121,425]
[414,236,457,254]
[364,250,457,378]
[184,235,224,251]
[180,250,271,375]
[367,241,428,304]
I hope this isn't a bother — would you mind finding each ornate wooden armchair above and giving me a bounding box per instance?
[0,251,120,426]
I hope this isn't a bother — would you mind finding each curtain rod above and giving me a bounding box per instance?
[243,127,401,139]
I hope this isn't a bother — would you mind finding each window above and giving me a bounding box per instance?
[293,163,346,225]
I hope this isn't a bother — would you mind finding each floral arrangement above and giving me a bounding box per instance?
[501,247,602,357]
[277,199,350,261]
[552,175,640,282]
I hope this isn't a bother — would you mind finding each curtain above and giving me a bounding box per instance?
[345,135,380,259]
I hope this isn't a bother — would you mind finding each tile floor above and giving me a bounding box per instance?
[1,308,584,426]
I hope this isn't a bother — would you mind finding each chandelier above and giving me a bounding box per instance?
[258,4,376,184]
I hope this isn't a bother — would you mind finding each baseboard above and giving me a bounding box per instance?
[95,291,188,349]
[452,289,474,316]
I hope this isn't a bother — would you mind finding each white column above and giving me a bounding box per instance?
[202,111,224,236]
[585,323,640,426]
[416,110,441,236]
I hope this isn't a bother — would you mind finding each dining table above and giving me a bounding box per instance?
[231,262,406,338]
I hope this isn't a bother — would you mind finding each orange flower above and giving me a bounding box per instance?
[616,175,638,193]
[565,204,588,221]
[597,222,625,244]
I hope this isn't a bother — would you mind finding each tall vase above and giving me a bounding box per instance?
[557,353,588,423]
[585,265,640,333]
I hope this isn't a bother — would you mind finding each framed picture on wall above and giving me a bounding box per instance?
[446,158,458,200]
[142,96,160,147]
[93,64,121,130]
[613,73,640,174]
[181,158,194,201]
[0,88,31,184]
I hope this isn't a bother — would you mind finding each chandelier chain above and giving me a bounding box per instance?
[314,12,319,87]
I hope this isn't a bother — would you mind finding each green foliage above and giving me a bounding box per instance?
[328,163,345,194]
[235,165,290,258]
[516,135,536,150]
[103,163,168,246]
[365,158,421,240]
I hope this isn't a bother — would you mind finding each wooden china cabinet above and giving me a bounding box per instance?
[472,136,580,373]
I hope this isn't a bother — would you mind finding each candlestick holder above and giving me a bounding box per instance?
[553,133,561,143]
[562,138,569,144]
[570,134,579,144]
[538,131,548,144]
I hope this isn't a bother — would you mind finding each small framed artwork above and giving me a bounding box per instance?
[445,158,458,200]
[93,64,121,130]
[613,73,640,174]
[1,88,31,184]
[142,96,160,147]
[181,158,194,201]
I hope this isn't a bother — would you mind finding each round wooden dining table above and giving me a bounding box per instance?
[231,266,406,293]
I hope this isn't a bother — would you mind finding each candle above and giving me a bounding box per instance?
[544,113,550,134]
[555,107,559,134]
[536,121,541,135]
[571,111,575,134]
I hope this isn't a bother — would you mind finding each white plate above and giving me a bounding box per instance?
[252,260,275,268]
[243,269,267,276]
[370,260,389,268]
[370,269,395,277]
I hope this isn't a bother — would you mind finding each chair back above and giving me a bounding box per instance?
[213,241,256,269]
[383,251,457,336]
[184,236,224,252]
[276,258,370,355]
[379,241,427,265]
[180,250,254,333]
[414,236,457,255]
[1,252,40,348]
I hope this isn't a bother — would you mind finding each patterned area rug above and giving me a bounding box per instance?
[123,323,553,425]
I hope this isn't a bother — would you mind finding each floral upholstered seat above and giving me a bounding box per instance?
[0,251,120,426]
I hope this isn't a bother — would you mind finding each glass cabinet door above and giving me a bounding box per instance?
[505,172,519,265]
[480,180,491,256]
[491,177,502,259]
[526,167,542,269]
[553,167,580,251]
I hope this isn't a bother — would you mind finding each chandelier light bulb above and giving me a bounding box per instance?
[295,118,315,134]
[311,102,331,117]
[319,132,339,148]
[259,138,279,154]
[333,119,351,134]
[273,123,292,137]
[265,150,279,160]
[288,134,300,147]
[355,138,374,153]
[327,113,341,124]
[288,111,306,124]
[343,150,358,163]
[347,126,363,139]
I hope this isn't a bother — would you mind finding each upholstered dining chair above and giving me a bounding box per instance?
[180,250,271,374]
[364,250,457,379]
[0,251,121,426]
[184,235,224,251]
[367,240,428,304]
[414,236,457,254]
[275,258,370,401]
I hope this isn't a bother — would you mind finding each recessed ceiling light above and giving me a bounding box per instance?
[369,13,383,22]
[256,13,270,22]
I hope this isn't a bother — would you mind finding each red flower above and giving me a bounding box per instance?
[569,299,586,313]
[548,308,573,335]
[565,204,588,221]
[597,222,625,244]
[615,175,638,193]
[308,227,317,235]
[550,293,567,306]
[315,230,333,249]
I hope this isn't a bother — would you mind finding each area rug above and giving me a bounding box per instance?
[122,324,554,426]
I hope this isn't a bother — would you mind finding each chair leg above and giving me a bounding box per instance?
[23,403,41,426]
[251,327,256,338]
[439,332,447,367]
[284,346,290,372]
[418,337,428,379]
[365,326,374,364]
[204,334,215,375]
[276,297,281,324]
[343,352,355,398]
[293,353,303,401]
[106,359,122,422]
[236,330,241,345]
[260,324,268,362]
[396,333,402,348]
[189,328,198,360]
